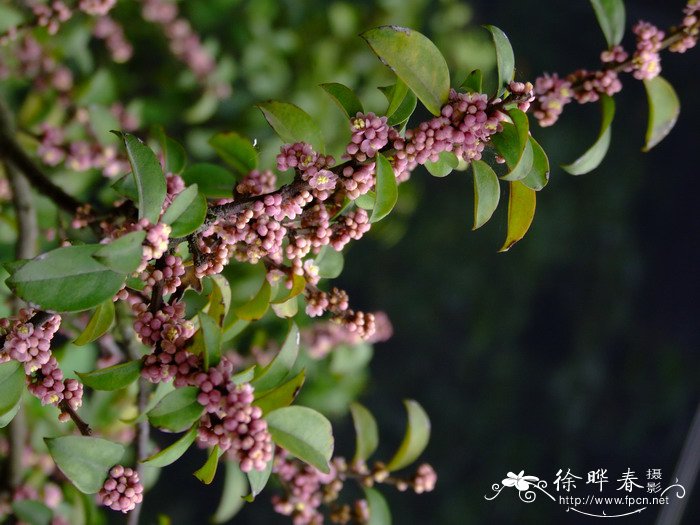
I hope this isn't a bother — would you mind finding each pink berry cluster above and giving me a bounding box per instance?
[103,218,171,272]
[31,1,72,36]
[301,312,393,359]
[140,254,185,295]
[92,15,133,63]
[531,74,573,127]
[507,81,536,112]
[237,169,277,197]
[0,35,74,93]
[272,452,344,525]
[670,0,700,53]
[632,21,665,80]
[79,0,117,16]
[191,358,274,472]
[410,463,438,494]
[345,112,391,162]
[277,142,338,200]
[1,310,60,374]
[97,465,144,513]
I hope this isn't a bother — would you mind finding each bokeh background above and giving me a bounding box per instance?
[139,0,699,523]
[2,0,697,523]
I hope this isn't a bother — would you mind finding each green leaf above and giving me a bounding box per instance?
[425,151,459,178]
[161,185,207,237]
[484,25,515,97]
[642,75,680,152]
[114,132,167,223]
[212,461,248,523]
[387,89,417,127]
[12,500,52,525]
[492,110,533,181]
[521,137,550,191]
[315,246,344,279]
[164,137,187,176]
[471,160,501,230]
[265,406,334,473]
[386,400,431,471]
[6,245,127,312]
[0,402,21,428]
[207,275,232,324]
[350,402,379,464]
[355,192,375,211]
[111,173,139,202]
[562,94,615,175]
[196,312,222,370]
[246,456,273,500]
[194,445,221,484]
[361,26,450,116]
[44,436,125,494]
[77,360,142,391]
[271,273,305,305]
[320,83,364,119]
[92,231,147,274]
[254,369,305,414]
[0,361,24,418]
[590,0,626,47]
[364,487,392,525]
[74,300,115,346]
[499,181,536,252]
[379,80,409,118]
[270,297,298,318]
[182,163,237,199]
[147,386,204,432]
[233,279,271,321]
[257,101,324,152]
[370,152,397,223]
[252,323,300,392]
[232,366,256,385]
[461,69,483,93]
[142,425,198,467]
[209,132,258,175]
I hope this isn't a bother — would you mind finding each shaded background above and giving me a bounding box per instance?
[57,0,697,523]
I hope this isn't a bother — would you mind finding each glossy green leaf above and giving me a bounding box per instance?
[142,425,198,467]
[233,279,271,321]
[492,110,533,181]
[471,160,501,230]
[590,0,626,47]
[0,361,24,418]
[197,312,222,370]
[111,173,138,202]
[212,461,248,523]
[499,181,536,253]
[182,163,237,199]
[77,359,142,391]
[194,445,221,484]
[370,153,397,223]
[12,500,52,525]
[266,406,334,473]
[461,69,483,93]
[271,273,306,305]
[521,137,550,191]
[270,297,298,318]
[0,402,21,428]
[147,386,204,432]
[361,26,450,116]
[364,487,392,525]
[252,323,300,392]
[484,25,515,96]
[386,400,431,471]
[6,245,127,312]
[387,89,417,127]
[44,436,125,494]
[254,369,305,414]
[642,75,680,152]
[246,456,273,500]
[92,231,147,274]
[315,246,344,279]
[257,101,324,152]
[164,137,187,175]
[74,300,115,346]
[350,402,379,464]
[425,151,459,178]
[379,80,409,118]
[209,132,258,175]
[161,184,208,237]
[355,192,375,210]
[114,131,167,223]
[207,275,232,325]
[321,83,364,119]
[562,94,615,175]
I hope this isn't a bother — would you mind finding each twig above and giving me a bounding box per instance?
[57,400,93,436]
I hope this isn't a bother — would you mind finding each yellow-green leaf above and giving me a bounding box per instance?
[471,160,500,230]
[386,400,431,472]
[562,94,615,175]
[499,181,536,252]
[642,75,680,152]
[74,300,115,346]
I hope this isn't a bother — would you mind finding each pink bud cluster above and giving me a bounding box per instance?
[31,1,72,36]
[301,311,393,359]
[140,0,229,98]
[567,68,623,103]
[191,358,273,472]
[670,1,700,53]
[26,357,83,421]
[79,0,117,16]
[237,169,277,197]
[277,143,337,200]
[507,81,536,112]
[272,452,344,525]
[1,310,60,374]
[4,35,74,93]
[345,112,391,162]
[632,21,665,80]
[140,254,185,295]
[411,463,438,494]
[93,15,133,63]
[98,465,144,513]
[104,219,171,272]
[133,302,189,347]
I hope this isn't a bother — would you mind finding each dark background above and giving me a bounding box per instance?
[138,1,699,524]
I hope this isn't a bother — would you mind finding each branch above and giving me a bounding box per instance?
[57,400,93,436]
